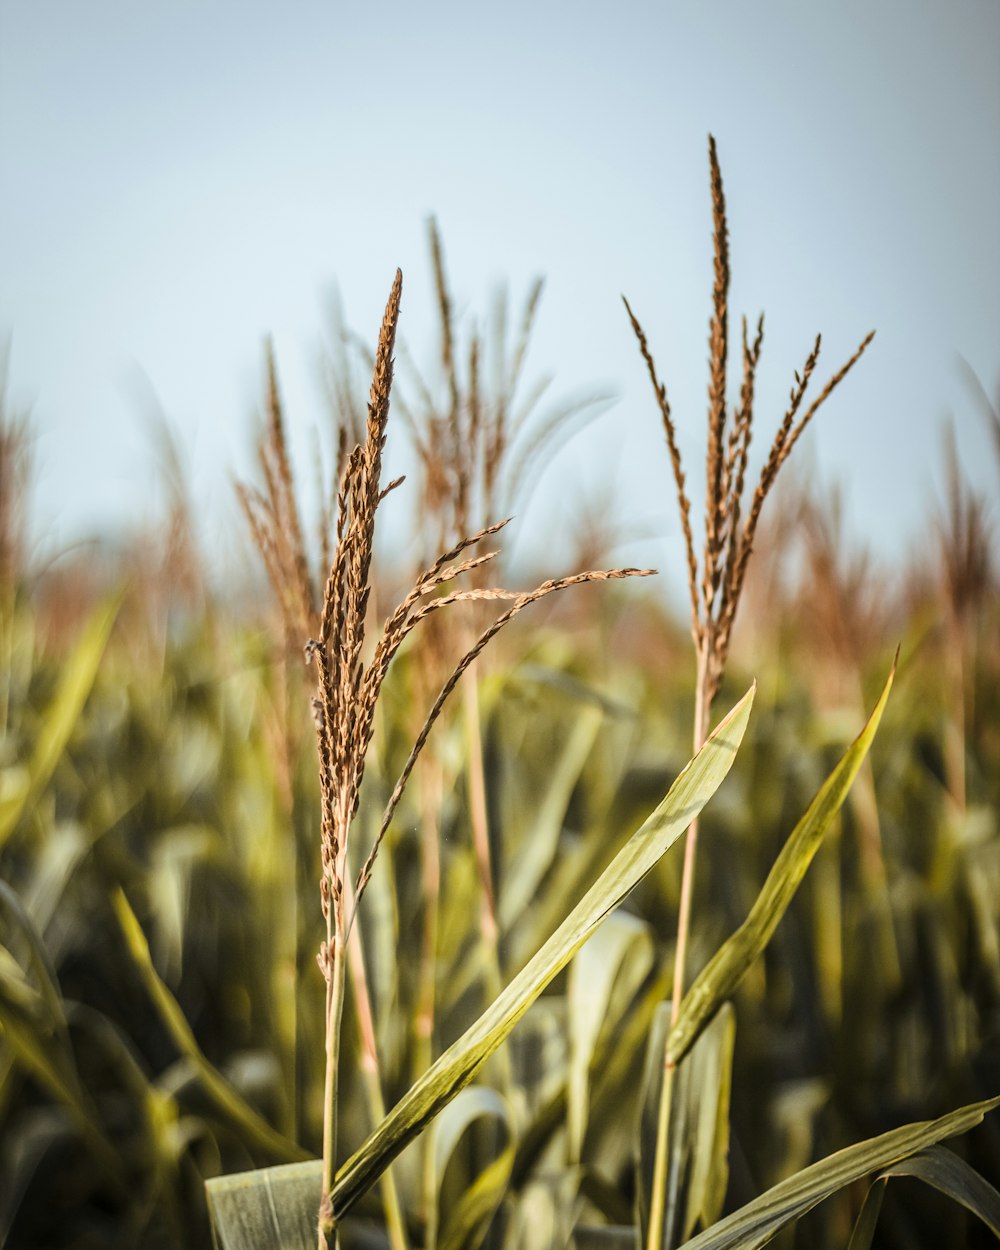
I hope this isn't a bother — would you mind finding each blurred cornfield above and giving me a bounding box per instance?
[1,206,998,1249]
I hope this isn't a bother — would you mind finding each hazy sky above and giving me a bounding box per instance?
[2,1,998,593]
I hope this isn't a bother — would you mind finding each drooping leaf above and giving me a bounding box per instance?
[424,1085,514,1250]
[845,1144,1000,1250]
[676,1095,1000,1250]
[844,1178,884,1250]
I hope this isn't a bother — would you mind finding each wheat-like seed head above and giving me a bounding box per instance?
[266,269,658,955]
[625,134,876,706]
[0,352,31,589]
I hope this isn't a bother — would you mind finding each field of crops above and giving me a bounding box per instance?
[1,146,998,1250]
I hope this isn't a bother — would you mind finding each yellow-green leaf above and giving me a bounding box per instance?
[668,661,895,1067]
[331,685,755,1218]
[0,593,121,848]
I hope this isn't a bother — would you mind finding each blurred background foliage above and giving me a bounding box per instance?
[0,289,998,1250]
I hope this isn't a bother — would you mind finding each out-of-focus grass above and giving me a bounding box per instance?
[1,503,996,1248]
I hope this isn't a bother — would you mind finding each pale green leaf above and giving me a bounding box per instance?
[500,702,604,930]
[205,1161,321,1250]
[568,911,653,1163]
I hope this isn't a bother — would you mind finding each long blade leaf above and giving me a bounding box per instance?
[331,684,755,1217]
[112,888,308,1164]
[668,660,895,1066]
[872,1145,1000,1239]
[0,592,121,847]
[677,1095,1000,1250]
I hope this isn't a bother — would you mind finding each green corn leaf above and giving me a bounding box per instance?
[845,1144,1000,1250]
[205,1161,322,1250]
[425,1086,514,1250]
[568,911,653,1163]
[0,592,121,848]
[638,1003,735,1249]
[112,888,308,1164]
[668,660,895,1067]
[500,701,604,930]
[677,1095,1000,1250]
[844,1179,884,1250]
[330,684,755,1219]
[0,884,123,1184]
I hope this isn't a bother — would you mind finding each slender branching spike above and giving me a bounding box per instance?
[787,329,875,449]
[428,217,460,440]
[263,341,315,629]
[703,133,731,626]
[351,564,656,919]
[623,294,701,640]
[378,475,406,504]
[509,276,546,417]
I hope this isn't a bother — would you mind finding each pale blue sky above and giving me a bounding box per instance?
[1,1,998,592]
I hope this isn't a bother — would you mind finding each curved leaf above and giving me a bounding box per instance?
[425,1086,514,1250]
[677,1095,1000,1250]
[331,685,755,1218]
[846,1144,1000,1250]
[568,911,653,1162]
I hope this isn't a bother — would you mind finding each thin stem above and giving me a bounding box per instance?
[648,643,714,1250]
[645,1048,676,1250]
[464,670,495,920]
[319,925,347,1250]
[415,753,443,1083]
[274,657,300,1142]
[670,643,714,1023]
[339,874,411,1250]
[945,611,967,817]
[463,669,511,1091]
